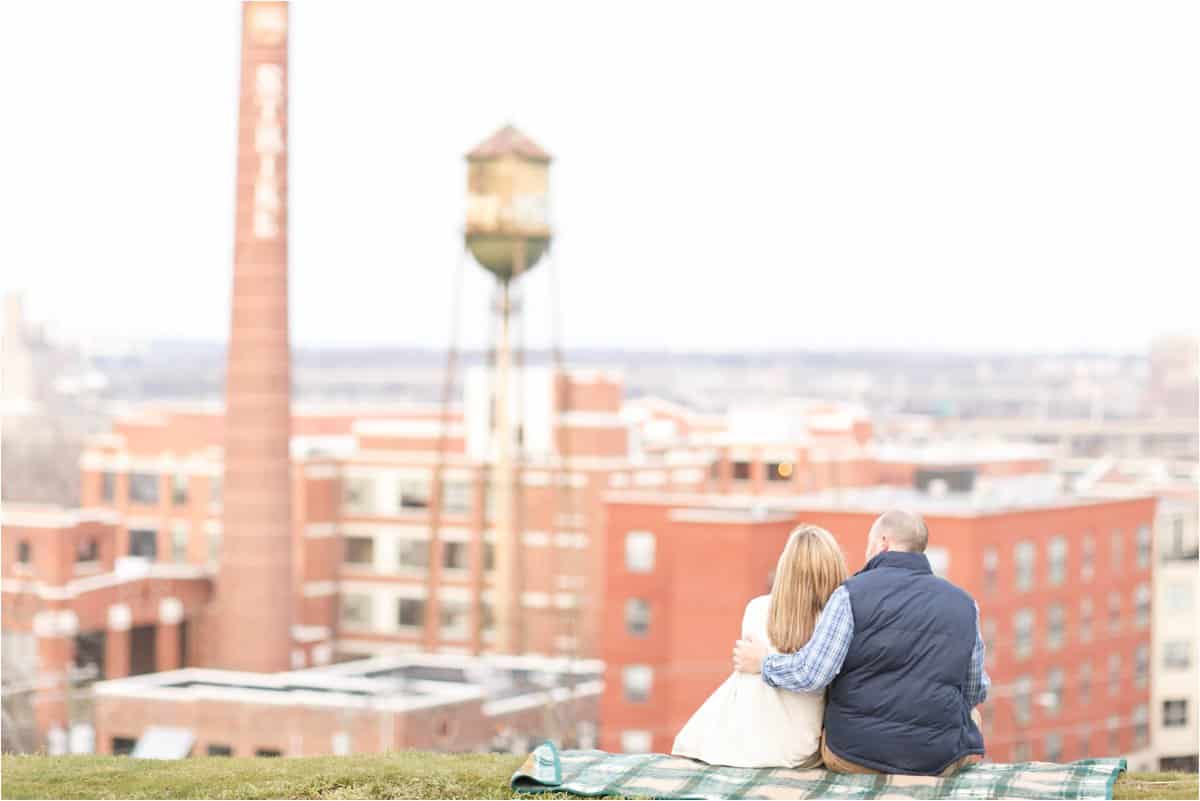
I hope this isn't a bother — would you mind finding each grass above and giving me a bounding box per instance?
[1,753,1196,800]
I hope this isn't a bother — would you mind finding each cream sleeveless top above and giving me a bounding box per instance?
[671,595,825,768]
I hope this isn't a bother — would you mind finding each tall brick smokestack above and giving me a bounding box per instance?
[215,0,293,673]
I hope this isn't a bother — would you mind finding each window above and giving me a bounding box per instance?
[1134,584,1150,628]
[1163,699,1188,728]
[1110,529,1124,574]
[207,527,221,563]
[1170,515,1187,558]
[101,472,116,502]
[442,541,469,572]
[76,538,98,563]
[343,536,375,567]
[1160,756,1200,772]
[1014,609,1034,659]
[440,601,469,638]
[482,541,495,572]
[625,599,650,637]
[206,744,232,757]
[709,461,720,481]
[1013,676,1033,725]
[479,602,494,636]
[625,531,655,573]
[620,730,652,754]
[397,598,425,629]
[171,524,188,563]
[209,475,223,508]
[128,529,157,559]
[1106,716,1120,755]
[255,749,281,758]
[1133,704,1148,748]
[1013,741,1031,762]
[1014,541,1035,592]
[1045,668,1064,714]
[129,473,159,505]
[926,547,950,578]
[171,473,188,506]
[1079,597,1094,642]
[441,479,472,515]
[1046,604,1064,650]
[1108,592,1121,635]
[1079,663,1092,706]
[340,594,372,628]
[397,475,430,510]
[1165,581,1193,612]
[17,540,31,564]
[1047,536,1067,585]
[1108,654,1121,697]
[1135,645,1148,688]
[766,462,792,482]
[731,461,751,481]
[397,538,429,571]
[1044,733,1062,763]
[622,665,653,703]
[1164,640,1191,670]
[342,477,375,515]
[1136,525,1151,568]
[111,737,137,756]
[1081,533,1095,582]
[982,547,998,595]
[129,472,159,503]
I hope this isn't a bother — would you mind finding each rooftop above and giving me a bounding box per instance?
[466,125,552,163]
[93,652,603,715]
[610,473,1156,518]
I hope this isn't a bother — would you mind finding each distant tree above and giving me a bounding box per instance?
[0,414,82,506]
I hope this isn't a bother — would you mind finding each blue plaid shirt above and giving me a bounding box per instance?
[761,586,991,706]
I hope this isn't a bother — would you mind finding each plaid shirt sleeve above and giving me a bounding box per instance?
[966,601,991,706]
[761,585,854,692]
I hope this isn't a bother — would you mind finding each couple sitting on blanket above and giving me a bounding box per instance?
[672,510,988,777]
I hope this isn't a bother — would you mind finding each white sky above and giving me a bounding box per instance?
[2,0,1197,353]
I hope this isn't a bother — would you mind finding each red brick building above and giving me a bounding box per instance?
[600,477,1156,765]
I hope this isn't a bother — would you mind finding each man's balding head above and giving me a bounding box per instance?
[866,509,929,560]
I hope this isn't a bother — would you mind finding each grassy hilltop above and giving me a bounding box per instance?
[2,752,1197,800]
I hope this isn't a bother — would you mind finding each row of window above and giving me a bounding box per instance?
[127,526,220,563]
[988,527,1152,594]
[343,537,493,573]
[100,472,220,508]
[342,476,474,517]
[14,525,218,570]
[1000,587,1152,658]
[1008,711,1148,763]
[111,738,273,757]
[339,594,493,636]
[724,460,795,483]
[1006,652,1150,725]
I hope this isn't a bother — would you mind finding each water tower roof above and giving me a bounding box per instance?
[467,125,552,163]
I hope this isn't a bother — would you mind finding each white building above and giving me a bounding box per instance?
[1072,458,1199,772]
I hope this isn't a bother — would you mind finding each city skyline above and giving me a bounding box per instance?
[2,1,1198,353]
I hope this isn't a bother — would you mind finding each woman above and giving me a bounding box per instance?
[671,524,849,768]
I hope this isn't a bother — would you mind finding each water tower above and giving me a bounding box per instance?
[465,125,552,654]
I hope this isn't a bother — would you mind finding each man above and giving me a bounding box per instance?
[733,510,989,776]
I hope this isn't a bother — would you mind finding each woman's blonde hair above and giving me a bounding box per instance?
[767,524,849,653]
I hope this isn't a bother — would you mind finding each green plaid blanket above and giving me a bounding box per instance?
[511,742,1127,799]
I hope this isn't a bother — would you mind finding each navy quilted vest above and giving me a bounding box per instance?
[823,550,985,775]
